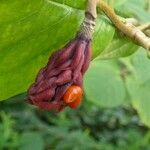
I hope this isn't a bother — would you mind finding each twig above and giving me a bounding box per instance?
[125,20,150,37]
[85,0,150,51]
[98,0,150,51]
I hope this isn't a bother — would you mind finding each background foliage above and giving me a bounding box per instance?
[0,0,150,149]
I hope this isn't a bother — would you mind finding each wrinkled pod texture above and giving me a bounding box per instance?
[27,36,92,111]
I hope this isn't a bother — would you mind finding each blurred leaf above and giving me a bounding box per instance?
[125,2,150,23]
[92,16,115,58]
[54,130,99,150]
[115,0,150,22]
[130,49,150,83]
[20,132,44,150]
[84,60,126,107]
[0,112,19,149]
[96,33,138,59]
[127,76,150,127]
[126,50,150,127]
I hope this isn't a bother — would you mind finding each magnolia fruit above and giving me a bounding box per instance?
[27,36,92,111]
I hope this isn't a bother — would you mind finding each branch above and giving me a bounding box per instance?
[84,0,150,51]
[98,0,150,51]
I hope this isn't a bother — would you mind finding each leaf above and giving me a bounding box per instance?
[130,49,150,83]
[51,0,86,10]
[84,60,126,107]
[96,33,138,60]
[126,2,150,23]
[19,132,44,150]
[54,130,99,150]
[92,16,115,58]
[126,50,150,127]
[115,0,150,22]
[0,0,114,100]
[126,76,150,127]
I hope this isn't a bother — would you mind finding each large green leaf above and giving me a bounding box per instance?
[127,76,150,127]
[92,16,115,58]
[126,50,150,127]
[0,0,115,100]
[51,0,86,9]
[84,60,126,107]
[116,0,150,22]
[131,49,150,83]
[95,33,138,59]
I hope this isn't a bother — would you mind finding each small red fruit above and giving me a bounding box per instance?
[63,85,83,108]
[68,97,82,109]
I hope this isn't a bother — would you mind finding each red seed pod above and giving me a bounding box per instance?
[27,36,92,111]
[56,70,72,85]
[26,0,97,111]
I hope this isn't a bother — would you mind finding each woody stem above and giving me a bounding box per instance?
[85,0,150,51]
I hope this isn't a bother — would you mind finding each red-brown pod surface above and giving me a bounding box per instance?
[27,36,92,111]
